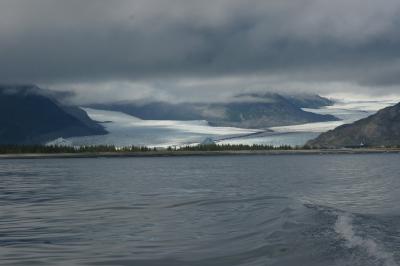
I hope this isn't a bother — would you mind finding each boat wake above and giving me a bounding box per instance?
[335,214,397,266]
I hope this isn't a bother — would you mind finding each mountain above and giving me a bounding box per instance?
[89,93,337,129]
[235,92,334,109]
[90,101,205,121]
[306,102,400,148]
[279,94,334,109]
[0,85,106,144]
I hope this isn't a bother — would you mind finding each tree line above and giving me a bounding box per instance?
[0,143,305,154]
[177,144,298,151]
[2,143,392,154]
[0,145,155,154]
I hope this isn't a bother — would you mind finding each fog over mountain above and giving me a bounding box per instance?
[1,0,400,103]
[89,93,337,129]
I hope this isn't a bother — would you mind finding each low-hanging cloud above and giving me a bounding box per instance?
[1,0,400,102]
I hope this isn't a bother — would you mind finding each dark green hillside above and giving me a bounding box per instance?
[0,85,106,144]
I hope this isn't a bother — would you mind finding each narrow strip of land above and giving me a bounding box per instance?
[1,148,400,159]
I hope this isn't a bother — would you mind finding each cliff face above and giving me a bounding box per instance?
[307,103,400,148]
[0,85,106,144]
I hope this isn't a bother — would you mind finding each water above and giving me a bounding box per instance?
[1,154,400,265]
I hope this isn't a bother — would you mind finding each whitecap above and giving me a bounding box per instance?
[335,214,397,266]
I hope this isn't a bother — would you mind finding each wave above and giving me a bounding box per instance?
[305,203,399,266]
[335,214,397,266]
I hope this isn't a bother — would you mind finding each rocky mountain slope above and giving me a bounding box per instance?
[307,102,400,148]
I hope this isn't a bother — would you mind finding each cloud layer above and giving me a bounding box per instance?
[1,0,400,102]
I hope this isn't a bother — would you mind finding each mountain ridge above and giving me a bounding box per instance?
[88,93,338,129]
[307,102,400,148]
[0,85,106,144]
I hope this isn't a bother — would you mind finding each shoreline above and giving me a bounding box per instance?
[1,148,400,159]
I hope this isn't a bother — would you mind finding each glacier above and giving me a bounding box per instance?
[56,99,399,148]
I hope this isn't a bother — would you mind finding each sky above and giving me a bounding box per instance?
[1,0,400,103]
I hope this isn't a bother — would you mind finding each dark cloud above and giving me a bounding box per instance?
[1,0,400,101]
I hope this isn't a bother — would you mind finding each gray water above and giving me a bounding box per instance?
[1,154,400,266]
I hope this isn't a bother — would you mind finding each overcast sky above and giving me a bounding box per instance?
[1,0,400,103]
